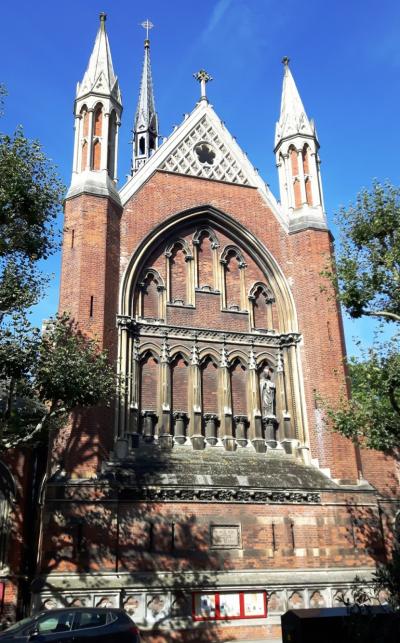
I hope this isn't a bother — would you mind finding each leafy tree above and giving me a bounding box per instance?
[333,180,400,323]
[0,125,64,317]
[0,92,114,449]
[325,181,400,450]
[1,315,115,448]
[326,342,400,451]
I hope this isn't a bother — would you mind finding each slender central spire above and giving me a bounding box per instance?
[132,20,158,173]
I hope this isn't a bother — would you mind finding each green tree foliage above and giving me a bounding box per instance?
[326,344,400,450]
[333,181,400,323]
[325,181,400,451]
[1,315,115,448]
[0,125,64,316]
[0,91,114,449]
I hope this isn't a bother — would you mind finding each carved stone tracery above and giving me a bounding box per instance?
[117,213,308,455]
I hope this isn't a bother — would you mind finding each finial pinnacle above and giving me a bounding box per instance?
[99,12,107,26]
[282,56,290,67]
[193,69,213,101]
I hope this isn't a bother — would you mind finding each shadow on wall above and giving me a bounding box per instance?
[34,420,235,643]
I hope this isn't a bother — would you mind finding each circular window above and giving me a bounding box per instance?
[194,142,216,165]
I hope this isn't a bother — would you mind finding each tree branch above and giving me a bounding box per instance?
[1,404,66,449]
[363,310,400,322]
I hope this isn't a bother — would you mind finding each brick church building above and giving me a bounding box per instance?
[2,12,400,642]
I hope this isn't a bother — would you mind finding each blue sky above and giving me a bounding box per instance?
[2,0,400,354]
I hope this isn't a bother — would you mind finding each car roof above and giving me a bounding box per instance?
[36,608,124,615]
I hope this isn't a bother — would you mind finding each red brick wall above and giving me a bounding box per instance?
[231,361,247,416]
[140,355,159,411]
[253,288,269,329]
[197,234,214,288]
[201,359,218,414]
[143,275,159,319]
[169,245,186,304]
[224,254,241,309]
[171,356,189,413]
[41,490,387,575]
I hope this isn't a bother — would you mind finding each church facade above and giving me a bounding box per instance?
[13,13,399,642]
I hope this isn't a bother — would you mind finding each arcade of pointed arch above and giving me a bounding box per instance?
[119,221,306,453]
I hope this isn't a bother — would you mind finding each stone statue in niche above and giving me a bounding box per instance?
[260,366,276,418]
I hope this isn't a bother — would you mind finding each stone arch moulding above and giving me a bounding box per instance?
[165,238,195,306]
[169,344,191,362]
[192,226,219,248]
[137,267,166,320]
[198,348,220,365]
[120,205,299,334]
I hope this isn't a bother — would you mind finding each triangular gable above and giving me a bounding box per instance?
[159,112,250,184]
[119,101,287,229]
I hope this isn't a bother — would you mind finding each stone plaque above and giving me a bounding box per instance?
[210,524,241,548]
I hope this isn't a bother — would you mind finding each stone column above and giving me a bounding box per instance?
[113,119,121,182]
[234,415,248,447]
[173,412,187,445]
[72,114,81,174]
[189,338,204,450]
[86,109,94,170]
[276,156,288,211]
[114,316,132,458]
[128,338,140,448]
[310,151,321,207]
[218,343,235,451]
[283,153,294,212]
[185,254,195,306]
[239,261,247,310]
[297,149,307,205]
[204,413,218,446]
[142,411,157,442]
[100,111,110,171]
[159,335,173,448]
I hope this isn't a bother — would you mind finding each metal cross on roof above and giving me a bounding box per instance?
[193,69,213,101]
[140,19,154,40]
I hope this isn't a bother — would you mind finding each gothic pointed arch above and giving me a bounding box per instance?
[136,268,166,320]
[193,227,220,291]
[117,205,307,449]
[249,282,276,330]
[220,245,247,310]
[165,238,194,306]
[121,205,298,332]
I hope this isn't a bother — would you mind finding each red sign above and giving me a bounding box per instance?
[192,590,267,621]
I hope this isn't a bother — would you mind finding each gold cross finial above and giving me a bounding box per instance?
[140,19,154,40]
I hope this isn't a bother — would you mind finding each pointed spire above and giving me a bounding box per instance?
[77,13,121,104]
[275,57,315,148]
[132,21,158,172]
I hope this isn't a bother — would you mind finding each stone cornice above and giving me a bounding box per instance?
[116,315,301,348]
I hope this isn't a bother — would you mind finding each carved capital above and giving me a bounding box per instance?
[116,315,135,331]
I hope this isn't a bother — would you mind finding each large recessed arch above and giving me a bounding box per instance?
[120,205,298,333]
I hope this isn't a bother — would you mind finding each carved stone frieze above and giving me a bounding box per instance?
[122,486,321,504]
[124,318,301,348]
